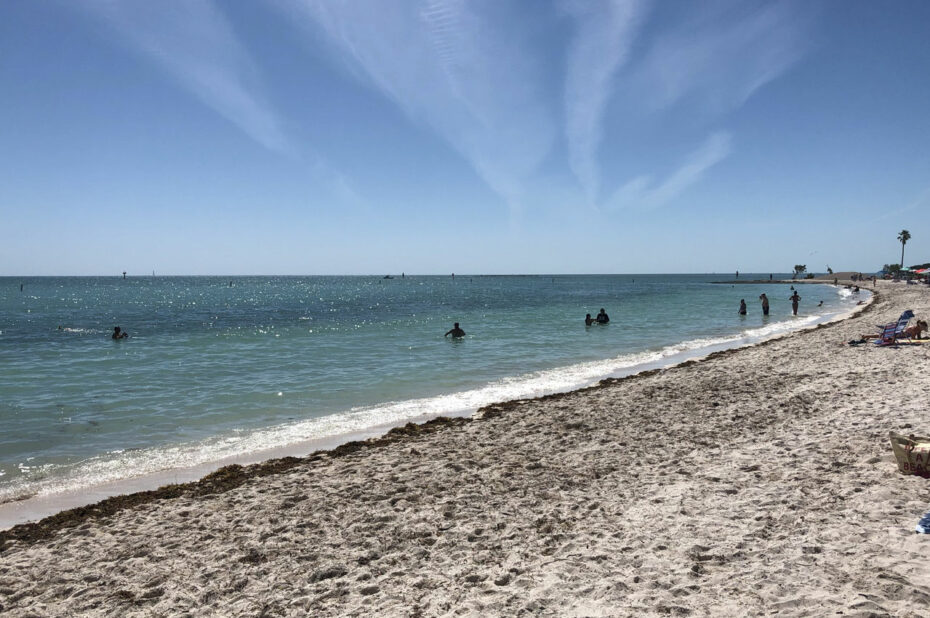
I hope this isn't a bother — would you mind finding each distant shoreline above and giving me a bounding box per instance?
[712,279,873,285]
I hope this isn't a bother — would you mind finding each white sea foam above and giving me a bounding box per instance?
[0,290,867,505]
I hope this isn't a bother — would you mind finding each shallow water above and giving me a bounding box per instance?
[0,274,865,502]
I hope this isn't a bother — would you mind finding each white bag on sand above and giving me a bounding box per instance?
[889,433,930,478]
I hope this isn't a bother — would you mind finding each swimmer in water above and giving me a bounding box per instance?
[444,322,465,338]
[112,326,129,340]
[789,291,801,315]
[759,293,769,316]
[585,313,594,326]
[595,308,610,324]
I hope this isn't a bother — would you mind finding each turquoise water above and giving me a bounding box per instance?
[0,275,864,502]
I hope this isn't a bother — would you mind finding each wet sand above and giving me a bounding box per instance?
[2,281,930,616]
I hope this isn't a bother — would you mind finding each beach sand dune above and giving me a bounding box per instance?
[2,282,930,616]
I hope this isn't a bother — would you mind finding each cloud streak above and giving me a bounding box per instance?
[632,1,806,114]
[595,1,806,211]
[608,132,732,210]
[562,0,644,204]
[283,0,557,214]
[81,0,288,152]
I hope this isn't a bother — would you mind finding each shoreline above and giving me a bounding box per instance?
[4,280,930,616]
[0,286,867,530]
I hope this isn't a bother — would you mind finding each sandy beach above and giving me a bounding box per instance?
[2,280,930,617]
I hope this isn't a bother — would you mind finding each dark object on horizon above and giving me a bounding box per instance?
[123,271,126,280]
[383,275,394,279]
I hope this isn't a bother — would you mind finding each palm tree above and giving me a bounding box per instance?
[898,229,911,268]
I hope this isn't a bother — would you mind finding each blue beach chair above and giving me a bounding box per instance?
[875,322,899,346]
[894,310,915,343]
[875,310,916,346]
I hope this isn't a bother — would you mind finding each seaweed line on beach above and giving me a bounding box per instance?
[0,293,876,553]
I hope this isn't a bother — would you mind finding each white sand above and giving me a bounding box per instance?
[2,280,930,617]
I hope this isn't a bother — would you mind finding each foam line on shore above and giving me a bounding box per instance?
[0,288,867,512]
[0,289,874,538]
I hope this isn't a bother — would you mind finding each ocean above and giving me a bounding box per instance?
[0,274,866,507]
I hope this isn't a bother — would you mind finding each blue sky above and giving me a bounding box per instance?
[1,0,928,275]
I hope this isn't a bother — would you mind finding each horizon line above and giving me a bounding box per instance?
[1,271,871,279]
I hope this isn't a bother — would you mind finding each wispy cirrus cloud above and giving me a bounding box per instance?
[594,1,807,210]
[81,0,288,152]
[608,131,732,210]
[281,0,557,215]
[562,0,645,205]
[631,1,806,114]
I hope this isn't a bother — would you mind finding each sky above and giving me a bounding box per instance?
[1,0,929,276]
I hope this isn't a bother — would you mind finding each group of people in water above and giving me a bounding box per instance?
[445,307,612,339]
[585,308,610,326]
[449,289,818,339]
[738,283,862,318]
[108,281,862,342]
[739,290,803,317]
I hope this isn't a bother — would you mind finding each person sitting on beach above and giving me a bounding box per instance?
[857,316,923,340]
[112,326,129,340]
[904,320,928,340]
[596,308,609,324]
[789,291,801,315]
[738,299,747,315]
[585,313,595,326]
[444,322,466,338]
[759,293,769,316]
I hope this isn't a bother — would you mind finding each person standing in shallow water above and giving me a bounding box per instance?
[444,322,465,338]
[789,291,801,315]
[738,299,747,315]
[759,293,769,316]
[596,308,610,324]
[112,326,129,339]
